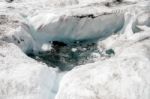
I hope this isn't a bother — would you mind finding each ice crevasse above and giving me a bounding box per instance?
[0,1,150,99]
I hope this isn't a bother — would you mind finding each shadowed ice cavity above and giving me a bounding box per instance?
[27,41,101,71]
[25,13,125,71]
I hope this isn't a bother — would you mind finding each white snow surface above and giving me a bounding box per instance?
[0,41,59,99]
[56,29,150,99]
[26,12,124,51]
[0,0,150,99]
[17,0,149,52]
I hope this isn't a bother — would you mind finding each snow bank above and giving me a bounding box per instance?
[1,27,34,53]
[18,0,149,52]
[0,1,150,99]
[0,13,35,53]
[1,0,148,53]
[22,9,124,52]
[136,12,150,26]
[29,13,124,42]
[32,0,141,7]
[0,42,57,99]
[55,30,150,99]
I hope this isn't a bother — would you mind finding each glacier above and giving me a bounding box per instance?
[0,41,57,99]
[0,0,150,99]
[56,28,150,99]
[23,8,124,52]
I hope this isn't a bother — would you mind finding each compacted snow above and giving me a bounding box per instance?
[56,30,150,99]
[0,41,57,99]
[0,0,150,99]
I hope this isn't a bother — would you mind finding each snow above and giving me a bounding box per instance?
[22,9,124,52]
[56,29,150,99]
[0,42,59,99]
[15,0,149,52]
[0,0,150,99]
[29,13,123,42]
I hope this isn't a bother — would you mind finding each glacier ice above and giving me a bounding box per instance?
[0,0,150,99]
[56,29,150,99]
[0,42,58,99]
[22,11,124,52]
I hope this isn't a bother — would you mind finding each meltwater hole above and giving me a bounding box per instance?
[28,41,100,71]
